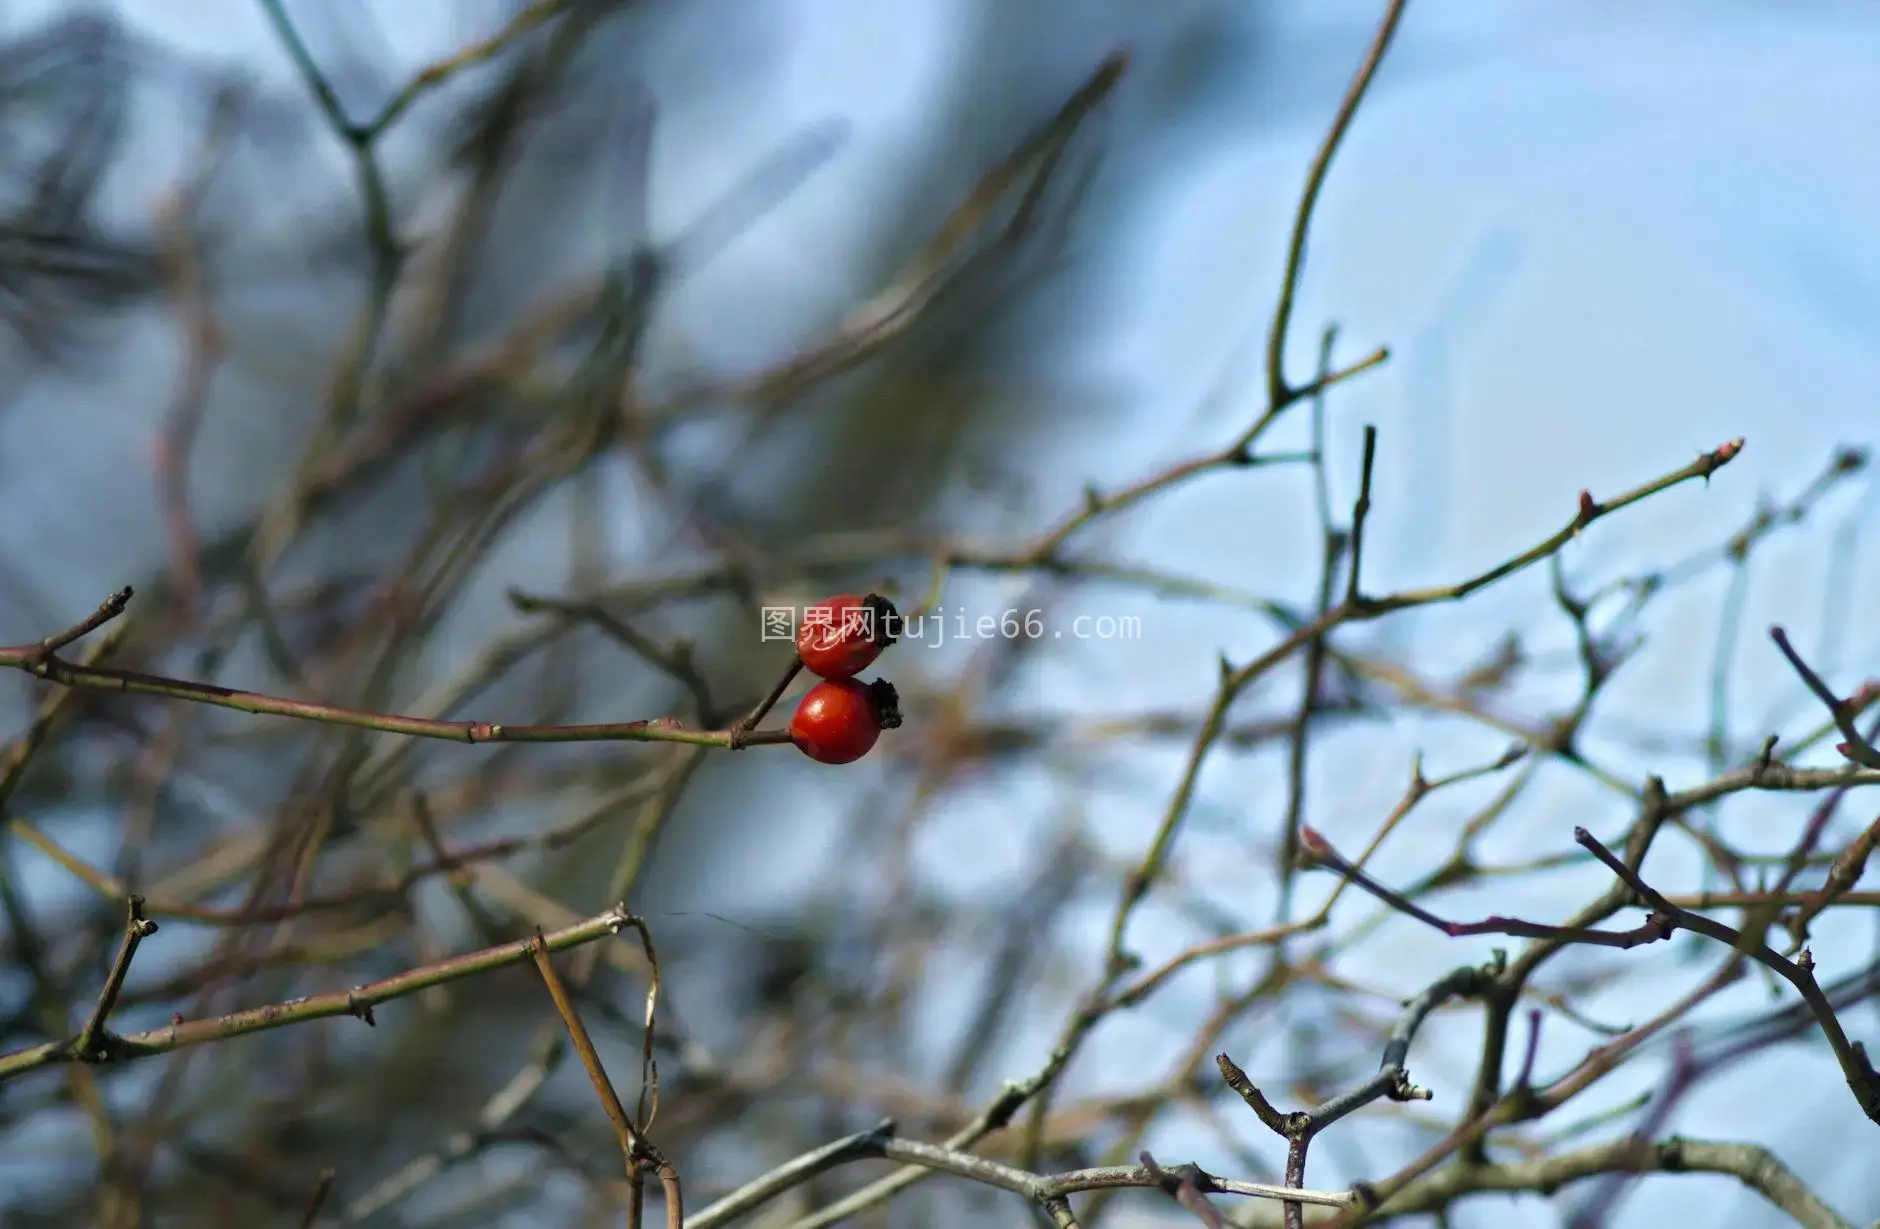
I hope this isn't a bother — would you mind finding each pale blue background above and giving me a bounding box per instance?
[1,2,1877,1226]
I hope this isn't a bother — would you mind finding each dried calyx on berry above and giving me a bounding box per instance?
[860,593,902,646]
[865,678,902,730]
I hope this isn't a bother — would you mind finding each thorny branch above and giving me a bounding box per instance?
[0,2,1872,1227]
[685,1118,1356,1229]
[1217,961,1497,1229]
[0,586,796,749]
[0,905,640,1082]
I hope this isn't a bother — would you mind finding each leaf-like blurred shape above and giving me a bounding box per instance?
[0,10,158,367]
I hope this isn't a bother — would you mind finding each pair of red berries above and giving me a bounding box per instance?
[788,593,903,765]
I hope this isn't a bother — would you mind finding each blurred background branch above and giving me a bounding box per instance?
[0,2,1874,1228]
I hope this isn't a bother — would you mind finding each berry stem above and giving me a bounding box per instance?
[729,659,803,749]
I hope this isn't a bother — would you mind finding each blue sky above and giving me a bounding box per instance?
[2,2,1877,1226]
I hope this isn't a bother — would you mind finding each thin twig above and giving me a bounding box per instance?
[70,896,159,1061]
[1266,0,1411,408]
[530,930,642,1176]
[0,906,636,1083]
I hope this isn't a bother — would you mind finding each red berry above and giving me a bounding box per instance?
[789,678,903,765]
[795,593,900,680]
